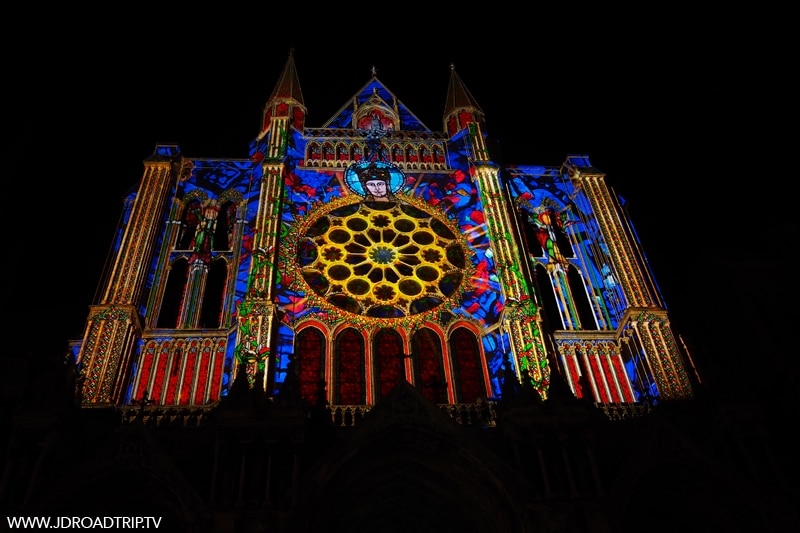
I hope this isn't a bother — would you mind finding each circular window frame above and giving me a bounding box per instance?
[282,192,476,328]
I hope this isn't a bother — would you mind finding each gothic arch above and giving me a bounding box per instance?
[211,200,237,252]
[566,264,597,330]
[354,105,399,131]
[447,326,488,403]
[295,325,327,406]
[404,144,418,166]
[350,143,363,161]
[391,143,404,163]
[373,328,406,400]
[199,256,228,329]
[335,142,348,161]
[322,142,335,162]
[157,257,189,328]
[306,141,321,164]
[176,198,203,250]
[433,144,445,164]
[419,144,432,165]
[535,263,562,330]
[174,195,232,255]
[333,327,366,405]
[412,327,447,403]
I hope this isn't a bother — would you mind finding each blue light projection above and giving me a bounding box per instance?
[505,166,629,329]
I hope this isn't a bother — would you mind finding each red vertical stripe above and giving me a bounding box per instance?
[600,356,621,403]
[152,345,170,402]
[208,345,225,400]
[565,353,582,398]
[193,345,211,404]
[135,343,156,401]
[180,350,198,405]
[588,356,610,403]
[612,354,635,402]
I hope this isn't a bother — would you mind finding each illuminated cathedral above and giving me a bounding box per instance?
[3,51,795,532]
[76,50,695,411]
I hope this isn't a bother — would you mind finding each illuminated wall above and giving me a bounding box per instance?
[75,63,692,409]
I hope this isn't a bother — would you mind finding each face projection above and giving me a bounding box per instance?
[365,179,389,200]
[346,161,402,203]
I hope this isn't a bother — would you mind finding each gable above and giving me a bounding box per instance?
[322,79,431,132]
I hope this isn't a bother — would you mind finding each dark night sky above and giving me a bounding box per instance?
[7,11,784,385]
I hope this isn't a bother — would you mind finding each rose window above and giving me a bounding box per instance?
[296,199,469,318]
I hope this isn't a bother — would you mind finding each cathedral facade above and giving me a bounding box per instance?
[75,50,695,412]
[2,51,794,532]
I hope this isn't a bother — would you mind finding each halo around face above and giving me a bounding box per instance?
[344,161,405,197]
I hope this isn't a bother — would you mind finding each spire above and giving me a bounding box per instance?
[443,63,485,137]
[268,49,305,105]
[261,49,307,132]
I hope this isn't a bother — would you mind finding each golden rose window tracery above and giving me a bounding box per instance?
[297,198,469,319]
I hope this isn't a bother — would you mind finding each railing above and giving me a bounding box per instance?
[439,402,497,427]
[117,400,648,427]
[116,400,499,429]
[329,405,372,427]
[328,401,497,428]
[120,405,214,427]
[595,401,652,421]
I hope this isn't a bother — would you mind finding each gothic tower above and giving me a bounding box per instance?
[72,50,696,414]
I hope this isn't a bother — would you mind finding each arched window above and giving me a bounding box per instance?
[535,264,562,330]
[458,110,472,128]
[199,257,227,328]
[177,200,202,250]
[412,328,445,403]
[378,143,389,161]
[519,205,574,260]
[420,145,432,163]
[174,199,220,256]
[433,145,445,163]
[552,210,574,259]
[158,258,189,328]
[391,144,404,163]
[520,210,544,257]
[307,143,321,160]
[566,265,597,330]
[335,328,365,405]
[374,328,405,399]
[296,327,326,406]
[446,115,458,137]
[449,328,485,403]
[213,201,236,251]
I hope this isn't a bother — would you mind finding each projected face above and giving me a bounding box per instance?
[344,160,404,202]
[365,179,389,200]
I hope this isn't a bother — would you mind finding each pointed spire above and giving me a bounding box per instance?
[261,49,307,133]
[443,63,485,137]
[268,48,305,105]
[371,65,377,78]
[444,63,484,117]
